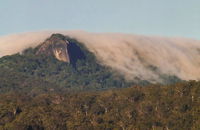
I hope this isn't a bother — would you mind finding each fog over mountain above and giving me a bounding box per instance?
[0,30,200,83]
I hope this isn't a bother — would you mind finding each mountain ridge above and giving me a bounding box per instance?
[0,34,132,92]
[0,31,200,83]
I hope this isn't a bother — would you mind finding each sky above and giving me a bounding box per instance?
[0,0,199,39]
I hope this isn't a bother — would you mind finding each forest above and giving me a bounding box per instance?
[0,81,199,130]
[0,36,199,130]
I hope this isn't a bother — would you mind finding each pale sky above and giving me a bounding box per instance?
[0,0,199,39]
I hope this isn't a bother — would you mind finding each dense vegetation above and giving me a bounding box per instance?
[0,37,134,93]
[0,35,181,93]
[0,81,199,130]
[0,35,198,130]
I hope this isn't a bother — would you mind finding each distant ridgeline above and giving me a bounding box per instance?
[0,34,181,93]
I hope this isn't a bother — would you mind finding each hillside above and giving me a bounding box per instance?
[1,31,200,83]
[0,33,183,94]
[0,81,199,130]
[0,34,135,93]
[0,32,199,130]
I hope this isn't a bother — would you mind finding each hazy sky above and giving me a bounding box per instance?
[0,0,199,39]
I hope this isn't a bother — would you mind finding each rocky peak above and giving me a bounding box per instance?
[36,34,85,65]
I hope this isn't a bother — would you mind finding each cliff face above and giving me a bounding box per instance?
[36,34,70,62]
[36,34,85,65]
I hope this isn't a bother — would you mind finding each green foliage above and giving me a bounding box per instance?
[0,36,198,129]
[0,39,132,93]
[0,81,199,130]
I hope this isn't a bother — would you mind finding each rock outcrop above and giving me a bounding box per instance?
[36,34,85,65]
[36,34,70,62]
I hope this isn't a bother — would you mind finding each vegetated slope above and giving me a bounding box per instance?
[0,33,181,93]
[0,34,134,93]
[0,81,199,130]
[0,33,199,130]
[1,31,200,83]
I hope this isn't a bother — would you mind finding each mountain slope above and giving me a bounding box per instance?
[0,31,200,83]
[0,32,199,130]
[0,34,133,92]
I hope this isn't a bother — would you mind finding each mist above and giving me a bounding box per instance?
[1,30,200,83]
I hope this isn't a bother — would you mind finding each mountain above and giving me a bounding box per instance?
[0,31,200,130]
[0,32,187,93]
[1,31,200,83]
[0,33,133,93]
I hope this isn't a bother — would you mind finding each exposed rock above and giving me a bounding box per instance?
[36,34,70,62]
[36,33,85,65]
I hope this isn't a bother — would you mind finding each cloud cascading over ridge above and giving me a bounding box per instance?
[0,30,200,83]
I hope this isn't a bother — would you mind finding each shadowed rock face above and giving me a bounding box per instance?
[67,42,85,66]
[36,34,85,65]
